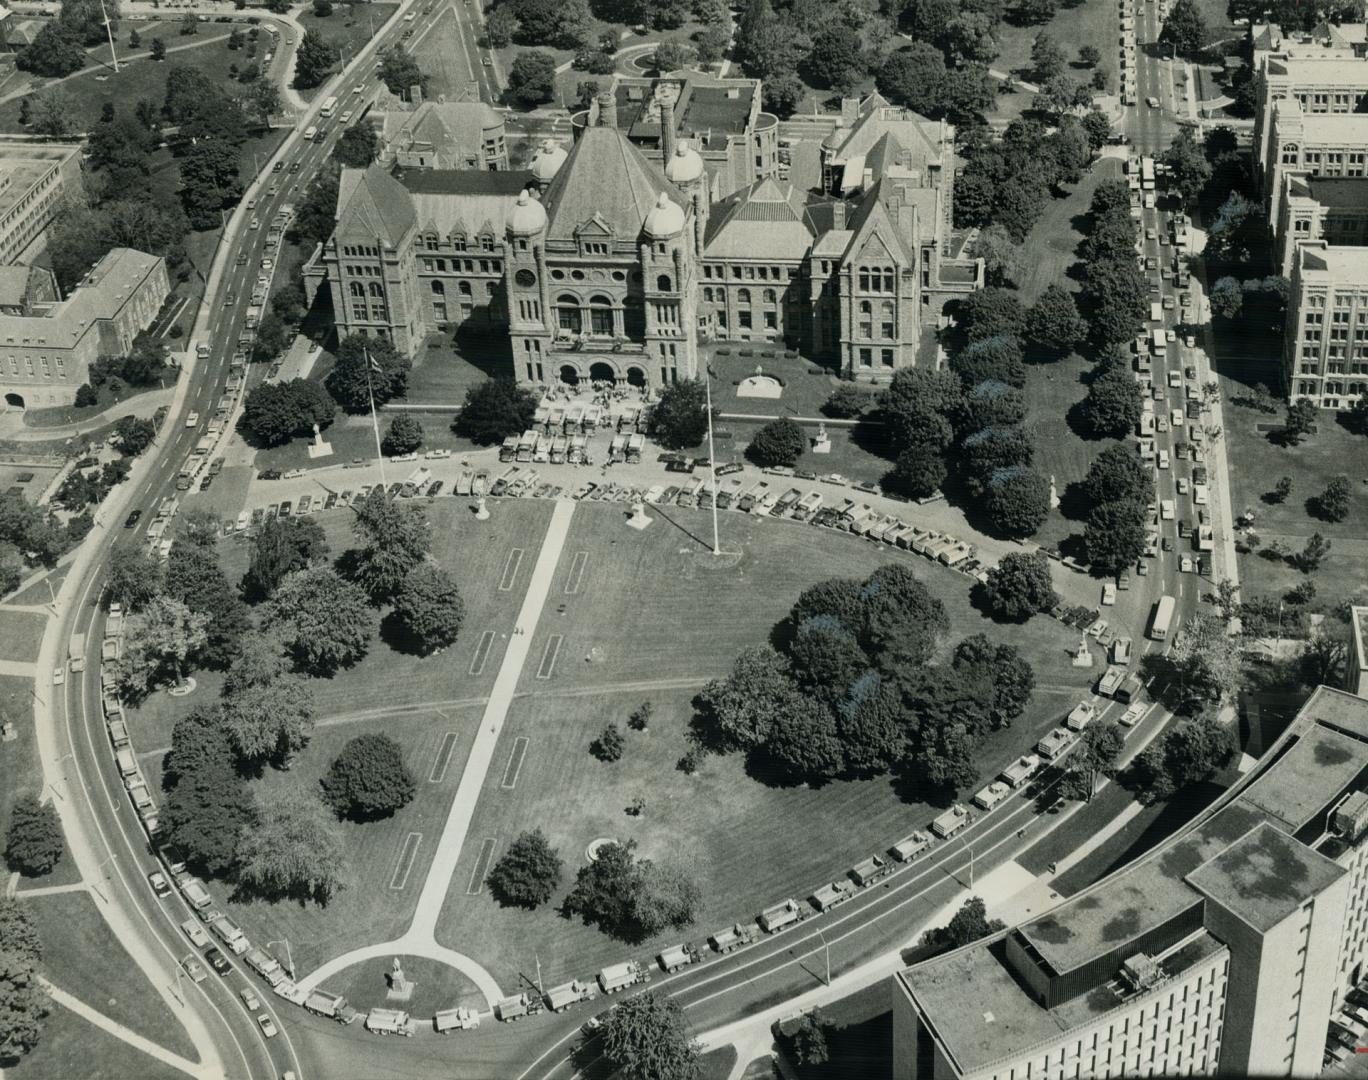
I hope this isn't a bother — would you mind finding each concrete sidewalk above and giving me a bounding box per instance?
[0,387,175,443]
[42,979,207,1079]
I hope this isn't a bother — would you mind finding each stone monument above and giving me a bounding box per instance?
[387,956,414,1002]
[306,422,333,460]
[1071,637,1094,668]
[1049,474,1060,509]
[812,422,832,455]
[474,496,490,520]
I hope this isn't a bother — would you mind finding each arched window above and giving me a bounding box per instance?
[431,280,445,293]
[657,275,672,292]
[425,233,439,250]
[368,282,384,297]
[556,293,581,333]
[1282,143,1299,164]
[458,281,472,296]
[737,288,751,305]
[762,289,776,304]
[349,282,364,297]
[452,233,466,251]
[589,294,613,336]
[859,300,871,314]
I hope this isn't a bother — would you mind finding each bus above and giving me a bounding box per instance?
[1149,595,1177,641]
[1140,156,1156,190]
[1151,328,1167,356]
[319,96,338,119]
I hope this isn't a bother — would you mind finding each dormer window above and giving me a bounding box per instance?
[452,233,467,251]
[425,234,439,250]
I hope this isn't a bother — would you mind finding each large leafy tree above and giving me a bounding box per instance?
[162,710,254,879]
[487,828,563,908]
[116,595,209,695]
[957,287,1025,343]
[951,634,1034,728]
[647,378,710,450]
[105,545,163,612]
[1081,366,1144,438]
[745,417,805,468]
[454,379,538,444]
[5,796,64,876]
[1084,444,1154,508]
[377,46,429,98]
[789,578,866,635]
[761,696,845,782]
[923,896,1003,948]
[1132,714,1232,803]
[221,676,315,767]
[1062,721,1124,801]
[601,992,701,1080]
[17,24,86,77]
[981,551,1057,620]
[1083,258,1148,346]
[788,616,870,704]
[164,543,250,669]
[805,24,865,93]
[983,465,1050,538]
[564,840,702,941]
[293,29,339,89]
[320,734,415,820]
[1024,284,1086,358]
[345,487,430,602]
[1159,0,1207,55]
[327,335,411,413]
[59,0,120,44]
[392,562,465,654]
[266,566,371,674]
[859,563,948,669]
[332,123,379,168]
[696,645,805,749]
[951,335,1025,389]
[505,50,558,107]
[880,367,961,453]
[235,790,346,904]
[1083,498,1148,574]
[959,381,1027,435]
[241,517,330,602]
[1161,126,1212,206]
[0,899,47,1061]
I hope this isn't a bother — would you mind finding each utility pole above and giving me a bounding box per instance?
[703,367,720,556]
[815,928,830,986]
[98,0,120,73]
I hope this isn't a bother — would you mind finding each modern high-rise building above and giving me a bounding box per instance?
[895,686,1368,1080]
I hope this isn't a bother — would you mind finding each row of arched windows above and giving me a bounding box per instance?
[348,282,385,298]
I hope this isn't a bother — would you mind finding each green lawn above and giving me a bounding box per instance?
[20,891,197,1060]
[1220,397,1368,604]
[698,1046,741,1080]
[21,384,166,431]
[296,2,400,94]
[329,953,484,1014]
[991,0,1123,86]
[0,610,47,663]
[432,503,1096,988]
[3,1001,189,1080]
[0,675,44,863]
[7,566,68,606]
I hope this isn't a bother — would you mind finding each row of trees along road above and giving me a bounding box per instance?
[103,488,463,897]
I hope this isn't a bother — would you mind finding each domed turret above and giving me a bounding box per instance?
[507,189,547,235]
[664,143,704,186]
[821,126,844,151]
[643,192,685,238]
[530,139,568,183]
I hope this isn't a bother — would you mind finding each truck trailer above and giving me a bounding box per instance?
[433,1007,480,1033]
[758,899,803,933]
[657,944,701,973]
[365,1008,414,1036]
[545,980,597,1012]
[597,961,648,994]
[709,923,758,954]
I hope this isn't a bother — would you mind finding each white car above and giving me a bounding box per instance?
[353,84,365,94]
[1157,449,1170,470]
[257,1014,278,1038]
[1166,329,1176,343]
[240,987,261,1011]
[340,110,354,124]
[1101,582,1117,606]
[185,412,200,428]
[1184,333,1196,348]
[249,217,260,230]
[1171,409,1184,427]
[1146,95,1160,108]
[260,257,273,270]
[1160,499,1175,520]
[1168,370,1181,387]
[1177,476,1190,494]
[1180,554,1194,573]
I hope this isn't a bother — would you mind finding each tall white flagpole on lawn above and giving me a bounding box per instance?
[704,367,720,556]
[365,348,387,489]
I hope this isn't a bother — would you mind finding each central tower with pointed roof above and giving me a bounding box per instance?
[505,115,699,388]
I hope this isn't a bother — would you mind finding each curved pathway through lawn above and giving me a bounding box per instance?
[295,499,577,1010]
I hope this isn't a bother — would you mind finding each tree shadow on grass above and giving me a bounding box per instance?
[378,609,426,656]
[1058,480,1092,521]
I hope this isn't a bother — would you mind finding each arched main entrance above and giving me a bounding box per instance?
[558,364,580,387]
[625,366,646,388]
[4,393,24,409]
[589,361,616,385]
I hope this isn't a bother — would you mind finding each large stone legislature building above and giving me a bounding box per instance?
[303,79,982,387]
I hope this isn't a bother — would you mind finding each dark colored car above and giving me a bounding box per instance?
[205,947,231,976]
[124,509,143,529]
[426,480,444,497]
[665,459,695,474]
[324,492,338,509]
[273,161,284,172]
[278,500,292,517]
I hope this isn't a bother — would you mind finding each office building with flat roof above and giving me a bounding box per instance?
[0,248,168,409]
[0,141,83,265]
[895,686,1368,1080]
[1284,240,1368,408]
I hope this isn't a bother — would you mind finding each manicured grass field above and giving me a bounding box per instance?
[296,2,400,94]
[20,891,197,1060]
[0,674,46,863]
[992,0,1121,85]
[329,953,484,1014]
[3,1001,189,1080]
[1220,398,1368,602]
[432,503,1096,988]
[7,565,67,606]
[0,608,45,663]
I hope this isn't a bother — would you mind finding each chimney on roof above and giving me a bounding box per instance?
[840,97,859,128]
[661,99,676,168]
[597,87,617,130]
[831,201,846,231]
[410,85,423,107]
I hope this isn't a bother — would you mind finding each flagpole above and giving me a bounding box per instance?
[365,349,387,489]
[704,369,720,556]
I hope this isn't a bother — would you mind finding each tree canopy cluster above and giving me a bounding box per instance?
[1081,444,1154,573]
[1078,179,1148,348]
[0,898,48,1061]
[564,839,703,942]
[698,564,1034,794]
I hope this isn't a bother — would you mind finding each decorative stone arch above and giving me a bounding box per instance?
[558,363,581,386]
[588,358,620,384]
[4,392,24,409]
[625,365,647,388]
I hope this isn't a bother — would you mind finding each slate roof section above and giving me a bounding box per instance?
[336,166,418,245]
[703,178,816,260]
[542,126,683,243]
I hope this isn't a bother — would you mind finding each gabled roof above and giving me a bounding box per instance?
[336,167,417,246]
[843,180,918,264]
[703,177,816,260]
[824,92,947,176]
[543,126,683,243]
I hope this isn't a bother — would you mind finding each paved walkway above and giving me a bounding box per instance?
[296,499,577,1009]
[12,880,89,898]
[0,387,175,442]
[41,979,206,1079]
[0,659,36,677]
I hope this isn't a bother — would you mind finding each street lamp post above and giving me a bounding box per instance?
[267,939,295,978]
[815,927,830,986]
[703,367,720,556]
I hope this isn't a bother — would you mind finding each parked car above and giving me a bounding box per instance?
[205,947,231,976]
[257,1015,278,1038]
[182,956,207,983]
[240,987,261,1011]
[148,871,172,898]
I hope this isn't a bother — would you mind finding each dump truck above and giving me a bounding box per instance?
[930,804,971,839]
[626,433,644,464]
[495,994,533,1022]
[180,877,212,911]
[365,1008,415,1036]
[1036,727,1075,760]
[849,855,890,887]
[101,637,120,663]
[709,923,758,954]
[105,606,123,638]
[657,944,701,973]
[758,899,803,933]
[1066,701,1098,730]
[973,781,1011,811]
[1097,666,1126,698]
[303,989,357,1022]
[890,832,932,863]
[809,881,854,912]
[545,980,597,1013]
[433,1007,480,1033]
[499,435,519,462]
[1000,754,1041,789]
[597,961,649,994]
[210,915,248,955]
[244,949,285,986]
